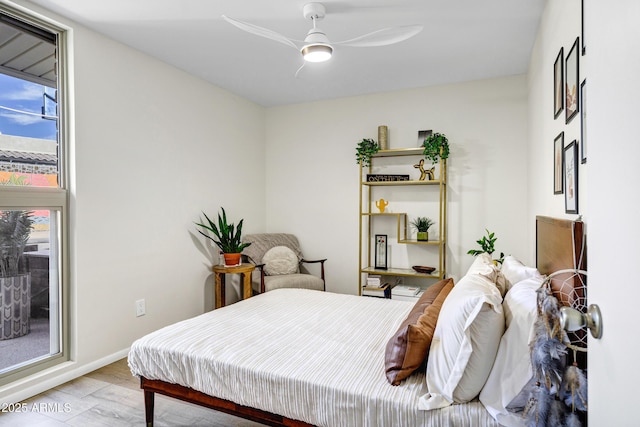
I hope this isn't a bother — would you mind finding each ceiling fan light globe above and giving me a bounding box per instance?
[301,44,333,62]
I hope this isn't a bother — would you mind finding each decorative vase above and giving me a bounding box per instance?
[378,125,388,150]
[223,253,241,267]
[417,231,429,242]
[0,274,31,340]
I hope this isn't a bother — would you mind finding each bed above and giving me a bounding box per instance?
[128,215,585,427]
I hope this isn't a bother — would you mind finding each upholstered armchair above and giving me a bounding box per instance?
[242,233,326,293]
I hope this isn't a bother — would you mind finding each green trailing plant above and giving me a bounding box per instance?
[422,132,450,164]
[195,207,251,254]
[0,175,34,278]
[410,217,435,232]
[467,229,504,264]
[355,138,379,167]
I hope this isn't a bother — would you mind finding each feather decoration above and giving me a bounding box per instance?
[524,385,552,427]
[547,399,566,427]
[565,412,582,427]
[562,364,588,411]
[530,333,567,389]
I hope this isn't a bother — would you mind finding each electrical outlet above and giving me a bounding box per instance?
[135,299,146,317]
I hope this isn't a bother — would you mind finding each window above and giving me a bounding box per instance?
[0,5,68,384]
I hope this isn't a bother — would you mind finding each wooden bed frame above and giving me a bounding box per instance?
[139,216,586,427]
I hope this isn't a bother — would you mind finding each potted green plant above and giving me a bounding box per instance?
[467,229,505,264]
[0,209,34,340]
[410,217,435,241]
[195,207,251,266]
[355,138,379,167]
[422,132,450,164]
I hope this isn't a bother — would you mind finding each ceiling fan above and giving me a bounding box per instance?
[222,2,423,65]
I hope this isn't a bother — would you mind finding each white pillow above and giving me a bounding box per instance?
[501,256,540,292]
[467,253,507,296]
[262,246,299,276]
[419,272,505,410]
[479,275,544,426]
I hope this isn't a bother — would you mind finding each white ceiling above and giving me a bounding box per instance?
[27,0,545,107]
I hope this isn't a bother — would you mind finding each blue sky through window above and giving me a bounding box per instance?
[0,73,57,141]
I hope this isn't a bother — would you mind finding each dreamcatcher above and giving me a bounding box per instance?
[524,269,589,427]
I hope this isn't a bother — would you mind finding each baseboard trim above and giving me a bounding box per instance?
[0,347,130,404]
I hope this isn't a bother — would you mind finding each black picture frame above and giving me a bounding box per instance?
[564,140,579,214]
[417,130,432,147]
[374,234,388,270]
[553,47,564,119]
[565,37,580,124]
[580,79,587,163]
[554,132,564,195]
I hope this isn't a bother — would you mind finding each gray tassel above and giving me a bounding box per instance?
[565,412,582,427]
[562,364,588,412]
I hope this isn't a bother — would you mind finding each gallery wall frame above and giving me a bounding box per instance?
[564,140,579,214]
[554,132,565,195]
[581,0,586,55]
[554,47,564,119]
[565,37,580,124]
[580,79,587,163]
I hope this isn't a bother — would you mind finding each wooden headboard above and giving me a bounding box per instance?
[536,215,586,309]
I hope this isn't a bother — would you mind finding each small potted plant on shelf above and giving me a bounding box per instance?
[355,138,379,167]
[195,207,251,266]
[467,229,504,264]
[422,132,450,164]
[410,217,435,241]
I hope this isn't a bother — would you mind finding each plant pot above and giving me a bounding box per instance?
[223,253,241,267]
[417,231,429,241]
[1,274,31,340]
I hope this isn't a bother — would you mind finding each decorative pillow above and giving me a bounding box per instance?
[384,278,454,385]
[262,246,299,276]
[479,275,544,426]
[501,255,540,292]
[419,272,505,410]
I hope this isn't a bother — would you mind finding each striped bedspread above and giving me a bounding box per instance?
[128,289,498,427]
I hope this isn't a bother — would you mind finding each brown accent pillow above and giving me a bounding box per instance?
[385,278,454,385]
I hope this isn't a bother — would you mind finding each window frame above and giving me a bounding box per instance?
[0,4,70,385]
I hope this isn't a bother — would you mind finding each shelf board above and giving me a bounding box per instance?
[372,148,424,157]
[361,266,443,279]
[398,239,443,246]
[362,179,444,186]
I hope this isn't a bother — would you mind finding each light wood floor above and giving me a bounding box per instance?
[0,358,263,426]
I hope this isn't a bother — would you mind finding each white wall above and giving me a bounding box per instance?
[1,0,266,402]
[527,0,585,261]
[265,76,529,295]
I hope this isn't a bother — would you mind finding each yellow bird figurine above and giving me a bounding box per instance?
[376,198,388,213]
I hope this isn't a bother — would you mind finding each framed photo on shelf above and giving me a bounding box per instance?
[553,47,564,119]
[554,132,564,195]
[374,234,388,270]
[565,37,580,124]
[417,129,432,147]
[564,141,579,214]
[580,79,587,163]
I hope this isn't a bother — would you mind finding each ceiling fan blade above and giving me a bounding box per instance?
[334,25,423,47]
[222,15,299,50]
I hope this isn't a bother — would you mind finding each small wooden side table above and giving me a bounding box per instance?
[212,263,256,309]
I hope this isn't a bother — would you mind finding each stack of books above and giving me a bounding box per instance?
[366,275,384,288]
[362,283,391,298]
[391,285,422,299]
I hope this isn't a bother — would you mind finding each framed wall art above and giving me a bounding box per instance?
[581,0,586,55]
[554,132,564,194]
[565,37,580,124]
[564,140,578,214]
[553,47,564,119]
[580,79,587,163]
[417,129,432,147]
[374,234,388,270]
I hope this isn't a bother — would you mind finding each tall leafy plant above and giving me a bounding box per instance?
[0,175,34,278]
[195,207,251,254]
